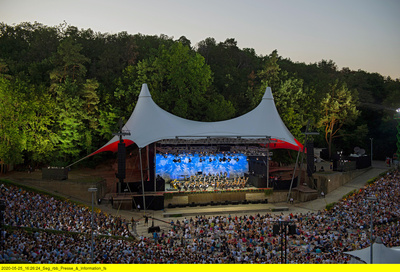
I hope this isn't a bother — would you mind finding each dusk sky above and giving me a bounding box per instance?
[1,0,399,79]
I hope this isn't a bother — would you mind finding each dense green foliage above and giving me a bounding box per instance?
[317,81,360,158]
[1,22,399,166]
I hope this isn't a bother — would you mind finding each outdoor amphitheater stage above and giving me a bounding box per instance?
[107,189,289,216]
[107,181,284,212]
[108,166,299,211]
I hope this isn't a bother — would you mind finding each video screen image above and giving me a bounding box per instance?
[156,153,249,180]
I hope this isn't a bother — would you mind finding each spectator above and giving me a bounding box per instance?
[1,169,399,264]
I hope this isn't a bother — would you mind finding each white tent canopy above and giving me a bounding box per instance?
[95,83,301,152]
[344,237,400,264]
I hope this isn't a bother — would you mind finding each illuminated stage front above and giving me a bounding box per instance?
[156,153,249,180]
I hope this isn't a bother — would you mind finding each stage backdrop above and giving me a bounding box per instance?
[156,153,249,180]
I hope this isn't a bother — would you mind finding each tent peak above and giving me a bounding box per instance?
[139,83,152,98]
[262,87,274,100]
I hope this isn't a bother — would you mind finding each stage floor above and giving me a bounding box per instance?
[162,203,288,218]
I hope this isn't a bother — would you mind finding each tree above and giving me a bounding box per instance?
[257,50,281,92]
[113,65,141,116]
[272,78,311,141]
[82,79,100,130]
[202,88,236,121]
[317,81,360,158]
[50,77,102,163]
[1,21,398,166]
[134,42,213,120]
[177,36,191,48]
[97,106,119,140]
[0,73,57,165]
[94,31,138,91]
[0,76,26,164]
[51,80,86,162]
[50,37,90,84]
[197,38,262,115]
[257,51,313,141]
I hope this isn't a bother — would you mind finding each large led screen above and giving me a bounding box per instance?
[156,153,249,180]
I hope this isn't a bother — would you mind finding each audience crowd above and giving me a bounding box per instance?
[0,169,399,264]
[0,184,131,237]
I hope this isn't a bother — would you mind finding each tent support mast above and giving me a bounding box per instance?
[287,121,309,203]
[287,120,318,202]
[153,143,156,193]
[266,139,269,188]
[287,150,301,203]
[139,148,146,214]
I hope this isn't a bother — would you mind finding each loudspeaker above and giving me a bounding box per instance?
[219,146,231,152]
[248,175,268,188]
[148,226,160,233]
[133,195,164,210]
[117,142,126,180]
[0,199,5,211]
[0,200,4,228]
[273,225,280,236]
[149,143,156,185]
[289,224,296,235]
[42,168,68,180]
[156,178,165,192]
[306,141,314,177]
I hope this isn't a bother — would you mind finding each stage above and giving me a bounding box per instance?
[105,184,294,211]
[106,164,300,211]
[162,203,289,218]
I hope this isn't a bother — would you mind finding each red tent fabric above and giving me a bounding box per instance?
[90,137,302,157]
[263,138,303,151]
[90,139,134,156]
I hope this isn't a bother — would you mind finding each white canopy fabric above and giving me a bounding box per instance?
[95,83,301,152]
[344,237,400,264]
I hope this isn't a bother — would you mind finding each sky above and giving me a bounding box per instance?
[1,0,400,79]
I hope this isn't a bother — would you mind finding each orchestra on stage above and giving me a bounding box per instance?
[169,172,249,191]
